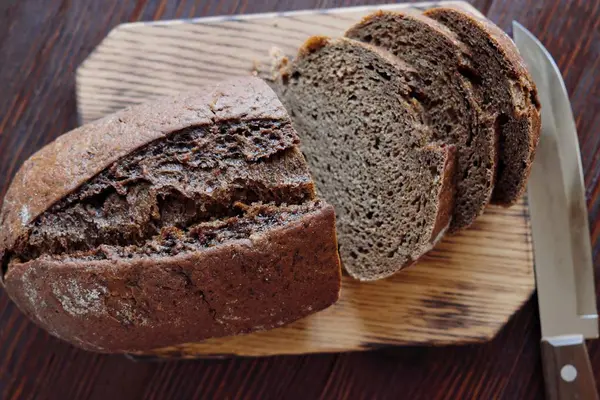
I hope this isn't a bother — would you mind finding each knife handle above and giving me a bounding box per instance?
[541,336,598,400]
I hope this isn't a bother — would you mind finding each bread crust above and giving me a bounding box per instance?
[0,77,289,258]
[4,204,341,353]
[0,77,342,352]
[430,144,457,244]
[424,7,541,205]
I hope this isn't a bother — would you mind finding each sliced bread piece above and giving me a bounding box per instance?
[0,77,342,352]
[346,10,497,231]
[425,7,541,205]
[277,36,456,281]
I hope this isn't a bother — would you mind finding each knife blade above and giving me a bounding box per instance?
[513,21,599,400]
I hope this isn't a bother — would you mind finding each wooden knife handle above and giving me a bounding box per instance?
[541,337,598,400]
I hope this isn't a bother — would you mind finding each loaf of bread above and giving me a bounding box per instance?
[424,7,541,205]
[0,77,342,352]
[276,37,456,281]
[346,10,497,231]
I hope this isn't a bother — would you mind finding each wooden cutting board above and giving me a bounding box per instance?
[76,1,535,358]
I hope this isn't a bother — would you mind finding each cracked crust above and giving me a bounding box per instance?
[4,204,341,353]
[0,77,342,352]
[0,77,288,259]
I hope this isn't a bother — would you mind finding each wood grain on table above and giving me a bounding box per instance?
[0,0,599,399]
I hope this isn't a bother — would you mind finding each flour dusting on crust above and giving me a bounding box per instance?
[22,267,46,312]
[114,300,150,327]
[51,279,107,317]
[19,205,29,226]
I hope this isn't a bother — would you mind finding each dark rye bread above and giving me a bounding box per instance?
[6,201,339,353]
[346,10,497,231]
[0,77,341,353]
[425,7,541,205]
[277,37,456,281]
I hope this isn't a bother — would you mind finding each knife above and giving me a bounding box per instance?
[513,22,599,400]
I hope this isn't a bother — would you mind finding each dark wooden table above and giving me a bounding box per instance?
[0,0,598,398]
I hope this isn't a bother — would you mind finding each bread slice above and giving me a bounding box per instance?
[425,7,541,205]
[0,77,341,352]
[276,37,456,281]
[346,11,497,231]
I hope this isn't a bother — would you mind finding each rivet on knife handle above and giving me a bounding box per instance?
[541,336,598,400]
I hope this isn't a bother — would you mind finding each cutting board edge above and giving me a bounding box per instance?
[125,296,536,360]
[124,267,536,360]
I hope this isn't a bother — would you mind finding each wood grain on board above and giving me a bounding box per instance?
[76,1,480,124]
[76,1,534,357]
